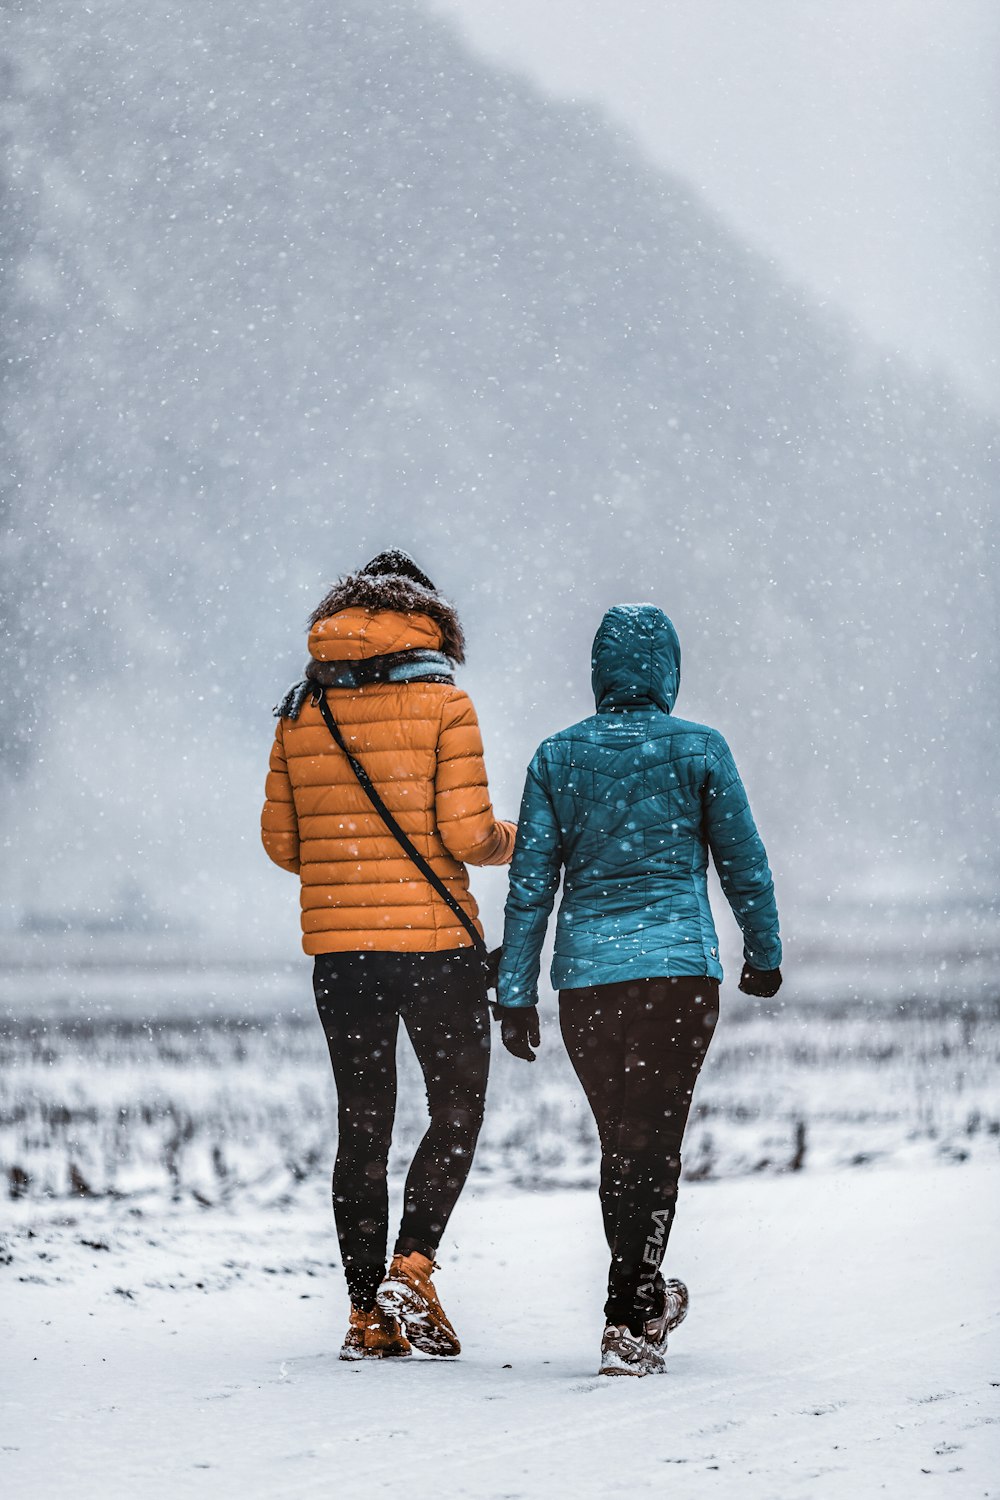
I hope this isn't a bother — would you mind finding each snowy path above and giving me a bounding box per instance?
[3,1163,998,1499]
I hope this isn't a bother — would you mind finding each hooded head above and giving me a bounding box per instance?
[591,604,681,715]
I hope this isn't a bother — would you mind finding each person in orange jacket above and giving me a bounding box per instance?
[262,550,515,1360]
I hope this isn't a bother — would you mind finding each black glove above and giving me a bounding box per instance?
[739,963,782,998]
[497,1005,541,1062]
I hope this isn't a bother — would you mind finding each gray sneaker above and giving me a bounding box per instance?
[598,1322,666,1378]
[643,1278,689,1357]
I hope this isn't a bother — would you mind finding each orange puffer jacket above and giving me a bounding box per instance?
[262,606,516,955]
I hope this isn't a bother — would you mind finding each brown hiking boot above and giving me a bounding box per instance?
[339,1304,412,1361]
[376,1251,461,1356]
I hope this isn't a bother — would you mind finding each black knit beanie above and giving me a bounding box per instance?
[358,550,438,593]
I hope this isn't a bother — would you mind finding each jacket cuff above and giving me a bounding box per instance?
[744,940,782,970]
[495,991,539,1010]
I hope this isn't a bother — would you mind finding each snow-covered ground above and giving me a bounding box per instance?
[4,999,997,1204]
[3,1162,998,1499]
[3,993,997,1495]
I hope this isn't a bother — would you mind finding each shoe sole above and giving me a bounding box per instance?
[377,1280,461,1357]
[338,1347,412,1361]
[598,1354,665,1378]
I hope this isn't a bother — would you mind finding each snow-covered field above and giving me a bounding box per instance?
[2,1163,998,1498]
[3,993,998,1496]
[4,997,998,1206]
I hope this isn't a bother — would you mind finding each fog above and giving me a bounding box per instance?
[433,0,1000,410]
[2,11,997,1487]
[2,0,996,972]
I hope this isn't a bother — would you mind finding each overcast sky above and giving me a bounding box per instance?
[430,0,999,411]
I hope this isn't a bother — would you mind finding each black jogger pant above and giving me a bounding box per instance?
[559,975,719,1327]
[313,950,490,1312]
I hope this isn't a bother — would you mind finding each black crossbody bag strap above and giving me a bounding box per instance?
[312,688,488,959]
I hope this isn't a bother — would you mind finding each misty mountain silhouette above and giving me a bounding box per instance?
[2,0,995,935]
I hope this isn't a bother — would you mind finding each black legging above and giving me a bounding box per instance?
[313,950,490,1311]
[559,975,719,1326]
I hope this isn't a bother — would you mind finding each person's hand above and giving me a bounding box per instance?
[498,1005,541,1062]
[739,963,782,998]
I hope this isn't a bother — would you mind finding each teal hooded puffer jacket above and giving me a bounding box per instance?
[497,604,781,1006]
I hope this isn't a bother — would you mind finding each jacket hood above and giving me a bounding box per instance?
[591,604,681,714]
[307,570,465,663]
[308,608,448,662]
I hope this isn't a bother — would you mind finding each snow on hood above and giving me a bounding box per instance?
[591,604,681,715]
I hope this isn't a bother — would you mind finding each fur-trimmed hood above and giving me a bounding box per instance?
[307,571,466,664]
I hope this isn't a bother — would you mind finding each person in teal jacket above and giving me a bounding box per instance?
[496,603,782,1377]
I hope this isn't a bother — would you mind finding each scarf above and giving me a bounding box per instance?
[275,649,455,720]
